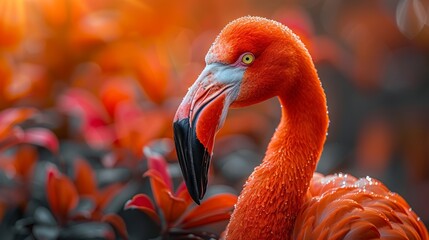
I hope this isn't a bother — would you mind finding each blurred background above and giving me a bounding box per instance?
[0,0,428,239]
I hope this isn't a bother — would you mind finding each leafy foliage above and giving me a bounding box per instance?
[125,151,236,238]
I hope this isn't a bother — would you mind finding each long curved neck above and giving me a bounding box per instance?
[225,60,329,239]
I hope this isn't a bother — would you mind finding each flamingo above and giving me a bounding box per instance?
[173,16,429,239]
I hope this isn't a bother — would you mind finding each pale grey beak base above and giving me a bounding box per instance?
[173,62,246,204]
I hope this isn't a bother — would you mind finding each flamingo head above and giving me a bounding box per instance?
[173,16,307,203]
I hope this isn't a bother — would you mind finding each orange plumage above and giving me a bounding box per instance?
[295,173,428,239]
[173,16,428,239]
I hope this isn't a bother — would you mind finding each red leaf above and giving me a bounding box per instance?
[58,89,110,124]
[146,151,172,190]
[46,166,79,225]
[175,182,193,206]
[58,89,115,149]
[0,108,38,140]
[124,194,159,224]
[21,128,59,153]
[179,194,237,229]
[74,158,97,196]
[0,127,23,150]
[13,145,38,180]
[144,170,190,224]
[83,124,115,149]
[102,214,129,240]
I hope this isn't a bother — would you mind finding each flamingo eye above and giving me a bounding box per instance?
[241,53,254,65]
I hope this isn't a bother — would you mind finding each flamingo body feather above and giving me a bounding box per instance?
[295,173,427,239]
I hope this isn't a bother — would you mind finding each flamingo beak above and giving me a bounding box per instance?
[173,63,244,204]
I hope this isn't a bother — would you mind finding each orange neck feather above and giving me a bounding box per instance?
[225,57,329,239]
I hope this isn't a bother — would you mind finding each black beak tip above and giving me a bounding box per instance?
[193,195,201,205]
[173,118,211,205]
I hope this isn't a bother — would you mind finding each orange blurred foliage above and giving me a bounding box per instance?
[0,0,26,49]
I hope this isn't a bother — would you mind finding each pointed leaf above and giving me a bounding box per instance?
[175,182,193,206]
[145,150,172,190]
[102,214,129,240]
[57,89,115,149]
[179,194,237,229]
[0,108,37,139]
[83,124,115,149]
[21,128,59,153]
[13,145,38,180]
[58,89,110,124]
[124,194,155,210]
[0,126,24,150]
[46,166,79,225]
[144,170,190,223]
[124,194,159,224]
[74,158,97,196]
[74,159,97,196]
